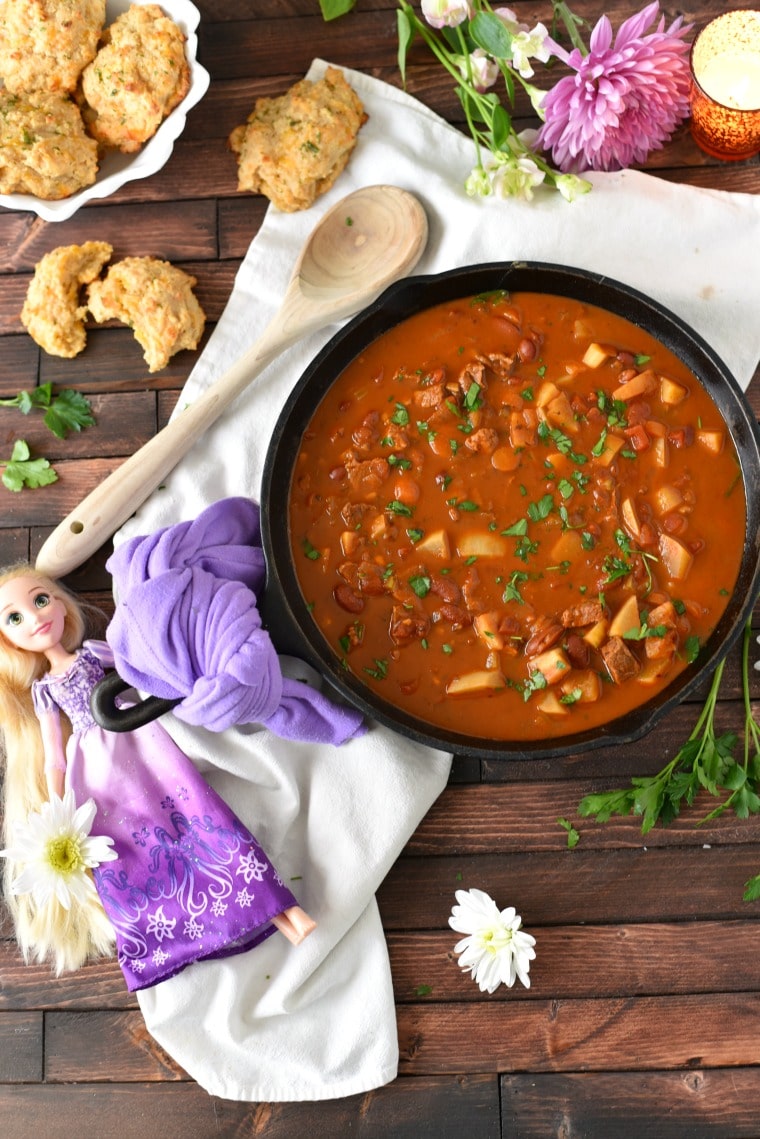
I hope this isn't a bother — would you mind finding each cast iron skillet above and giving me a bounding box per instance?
[93,262,760,760]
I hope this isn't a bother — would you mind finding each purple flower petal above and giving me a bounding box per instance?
[537,1,691,173]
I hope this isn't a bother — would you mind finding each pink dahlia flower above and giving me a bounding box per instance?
[536,2,692,172]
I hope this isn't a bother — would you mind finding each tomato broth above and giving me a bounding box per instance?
[288,291,746,741]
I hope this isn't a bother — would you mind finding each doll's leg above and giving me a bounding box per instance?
[272,905,317,945]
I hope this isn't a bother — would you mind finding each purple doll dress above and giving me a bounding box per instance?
[32,640,298,992]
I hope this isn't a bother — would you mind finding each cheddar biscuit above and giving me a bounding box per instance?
[79,3,190,153]
[0,0,105,95]
[21,241,113,358]
[0,92,99,199]
[228,67,366,212]
[87,257,205,373]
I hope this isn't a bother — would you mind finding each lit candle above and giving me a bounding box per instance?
[689,10,760,161]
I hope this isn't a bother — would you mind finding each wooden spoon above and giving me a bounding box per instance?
[35,185,428,578]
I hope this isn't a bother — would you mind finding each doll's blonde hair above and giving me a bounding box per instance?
[0,565,114,973]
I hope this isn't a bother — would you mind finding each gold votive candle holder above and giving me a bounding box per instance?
[689,8,760,160]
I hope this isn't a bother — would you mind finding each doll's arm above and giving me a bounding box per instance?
[272,906,317,946]
[39,708,67,798]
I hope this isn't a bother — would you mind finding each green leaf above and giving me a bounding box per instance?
[734,784,760,820]
[414,983,433,997]
[409,574,431,598]
[0,382,95,438]
[721,762,747,792]
[489,103,512,151]
[631,777,666,833]
[396,7,414,85]
[43,389,96,438]
[743,874,760,902]
[577,788,636,823]
[319,0,355,20]
[684,635,701,663]
[0,381,52,413]
[470,10,513,58]
[1,439,58,492]
[557,816,580,849]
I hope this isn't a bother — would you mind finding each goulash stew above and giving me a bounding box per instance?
[289,292,746,740]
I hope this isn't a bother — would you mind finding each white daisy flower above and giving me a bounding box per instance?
[449,887,536,992]
[0,790,116,910]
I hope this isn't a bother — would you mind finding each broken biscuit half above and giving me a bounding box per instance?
[87,256,206,373]
[21,241,113,358]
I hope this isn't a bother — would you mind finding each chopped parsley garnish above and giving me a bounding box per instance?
[596,390,628,428]
[503,570,529,604]
[514,536,539,562]
[464,382,483,411]
[614,529,633,556]
[623,621,668,641]
[502,518,528,536]
[591,427,608,457]
[537,420,587,463]
[386,500,414,516]
[527,493,554,522]
[522,669,548,701]
[409,574,431,598]
[602,555,631,583]
[684,635,700,663]
[560,688,583,705]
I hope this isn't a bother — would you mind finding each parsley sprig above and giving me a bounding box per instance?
[1,439,58,492]
[0,382,95,438]
[577,621,760,900]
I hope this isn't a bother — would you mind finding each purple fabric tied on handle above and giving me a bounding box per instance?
[105,497,365,744]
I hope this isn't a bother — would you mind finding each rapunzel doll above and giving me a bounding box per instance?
[0,564,315,992]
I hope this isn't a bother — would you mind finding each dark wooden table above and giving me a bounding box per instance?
[1,2,759,1136]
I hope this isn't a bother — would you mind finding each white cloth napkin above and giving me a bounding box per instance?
[114,60,760,1103]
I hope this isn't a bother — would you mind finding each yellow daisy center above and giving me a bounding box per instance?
[480,926,513,955]
[45,834,84,876]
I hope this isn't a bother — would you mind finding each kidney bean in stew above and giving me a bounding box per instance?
[289,291,746,741]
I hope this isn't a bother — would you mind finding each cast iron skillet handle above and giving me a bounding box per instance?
[90,670,181,733]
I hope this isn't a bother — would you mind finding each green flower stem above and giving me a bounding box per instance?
[401,4,563,185]
[551,0,588,56]
[742,618,760,767]
[400,8,495,170]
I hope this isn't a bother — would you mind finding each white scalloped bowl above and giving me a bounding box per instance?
[0,0,210,222]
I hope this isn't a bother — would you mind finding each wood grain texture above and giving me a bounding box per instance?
[501,1069,760,1139]
[396,994,760,1073]
[1,1075,500,1139]
[0,1013,43,1082]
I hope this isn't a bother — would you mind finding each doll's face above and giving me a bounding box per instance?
[0,576,67,653]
